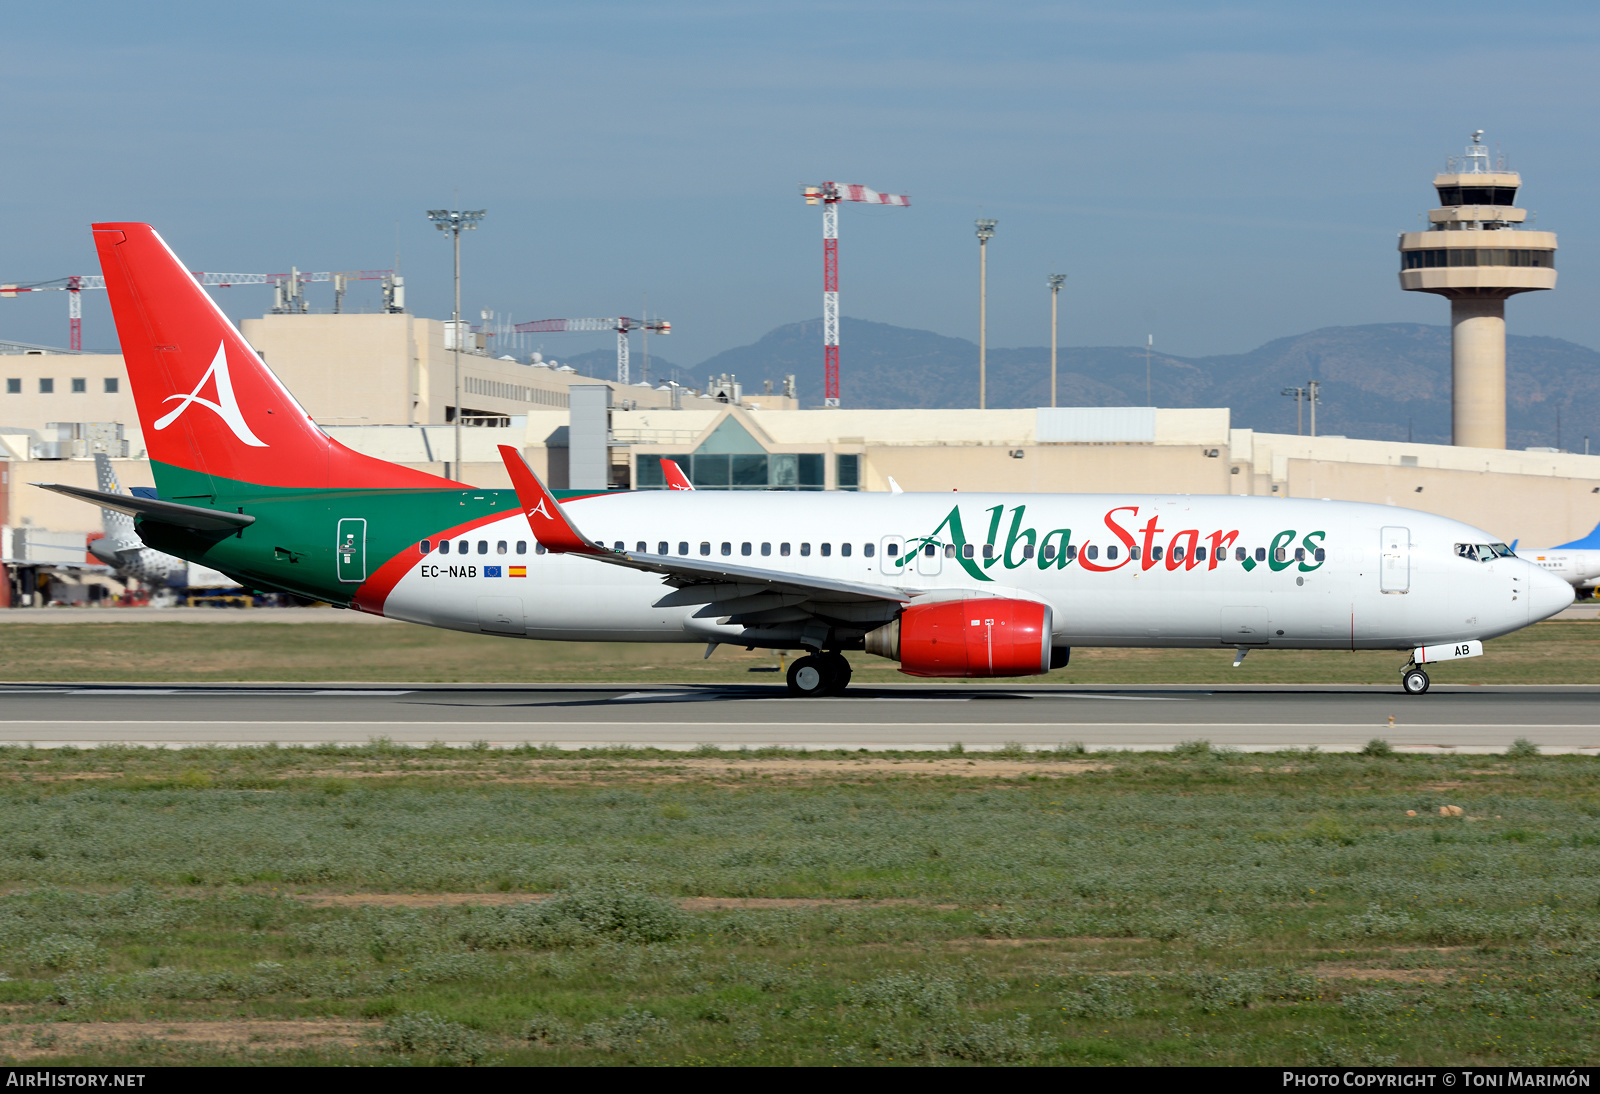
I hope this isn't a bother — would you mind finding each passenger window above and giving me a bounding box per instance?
[761,542,771,556]
[1274,548,1286,563]
[1065,545,1077,560]
[923,543,935,557]
[614,541,625,552]
[635,541,646,553]
[842,543,852,557]
[1022,545,1035,559]
[741,542,752,556]
[1042,544,1056,562]
[478,541,488,555]
[536,543,547,555]
[419,540,431,554]
[962,544,974,559]
[886,543,899,557]
[1294,547,1305,562]
[516,541,527,554]
[1086,545,1099,560]
[439,540,451,554]
[863,543,875,558]
[1195,546,1206,561]
[943,545,954,558]
[657,541,668,555]
[679,541,689,555]
[1107,545,1119,561]
[800,543,811,557]
[1314,548,1326,562]
[1130,546,1140,560]
[497,541,508,555]
[781,543,791,557]
[721,542,731,556]
[981,544,994,560]
[1254,548,1267,562]
[1172,546,1184,562]
[1149,546,1161,561]
[821,543,831,557]
[701,542,712,556]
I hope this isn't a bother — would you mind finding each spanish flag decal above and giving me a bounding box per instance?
[509,566,527,578]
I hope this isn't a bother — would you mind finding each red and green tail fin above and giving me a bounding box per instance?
[92,222,452,497]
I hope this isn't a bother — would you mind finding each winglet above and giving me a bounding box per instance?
[661,459,694,491]
[497,445,609,555]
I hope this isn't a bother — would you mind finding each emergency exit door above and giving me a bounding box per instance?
[1379,526,1409,593]
[337,518,367,583]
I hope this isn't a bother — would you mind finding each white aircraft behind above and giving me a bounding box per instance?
[1512,520,1600,595]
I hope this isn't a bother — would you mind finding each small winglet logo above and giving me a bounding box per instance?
[153,342,268,447]
[527,498,552,521]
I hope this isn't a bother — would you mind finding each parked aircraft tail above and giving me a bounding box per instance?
[1555,519,1600,550]
[90,222,452,497]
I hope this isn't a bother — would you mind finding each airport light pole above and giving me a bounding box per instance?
[975,219,997,409]
[1281,385,1306,435]
[1048,273,1066,409]
[427,207,486,479]
[1308,379,1320,438]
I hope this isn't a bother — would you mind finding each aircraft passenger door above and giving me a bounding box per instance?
[880,535,907,576]
[1379,526,1409,594]
[336,518,367,583]
[916,540,942,575]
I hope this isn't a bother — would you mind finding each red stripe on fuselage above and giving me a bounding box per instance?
[351,511,517,615]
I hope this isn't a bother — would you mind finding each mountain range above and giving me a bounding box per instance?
[566,318,1600,451]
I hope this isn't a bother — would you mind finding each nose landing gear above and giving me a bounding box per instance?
[786,652,853,697]
[1401,665,1430,695]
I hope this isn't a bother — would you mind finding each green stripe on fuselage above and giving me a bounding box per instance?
[134,461,607,604]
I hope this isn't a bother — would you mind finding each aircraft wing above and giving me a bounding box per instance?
[497,445,913,610]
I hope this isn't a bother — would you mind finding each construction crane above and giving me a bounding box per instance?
[799,181,910,407]
[511,316,671,385]
[2,269,403,349]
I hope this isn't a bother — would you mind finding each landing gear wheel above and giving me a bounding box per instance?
[820,652,852,695]
[1402,667,1430,695]
[787,655,833,697]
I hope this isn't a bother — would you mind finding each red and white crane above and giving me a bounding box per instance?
[512,316,671,385]
[2,269,399,349]
[799,182,911,407]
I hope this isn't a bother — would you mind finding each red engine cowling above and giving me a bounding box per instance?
[866,598,1053,678]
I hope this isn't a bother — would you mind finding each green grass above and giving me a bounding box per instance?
[0,617,1595,684]
[0,744,1597,1065]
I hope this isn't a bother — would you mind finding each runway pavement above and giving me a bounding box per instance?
[1,682,1598,753]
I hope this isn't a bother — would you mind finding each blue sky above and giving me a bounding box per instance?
[4,1,1598,370]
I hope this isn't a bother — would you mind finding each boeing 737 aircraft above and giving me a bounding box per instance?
[1512,520,1600,596]
[40,223,1574,697]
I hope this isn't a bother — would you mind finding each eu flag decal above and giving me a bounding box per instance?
[484,565,503,578]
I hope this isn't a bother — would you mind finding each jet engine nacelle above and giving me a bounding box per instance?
[864,598,1053,678]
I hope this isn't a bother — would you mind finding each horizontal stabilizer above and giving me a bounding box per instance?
[33,483,255,533]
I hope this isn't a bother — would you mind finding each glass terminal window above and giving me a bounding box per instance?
[1402,249,1554,271]
[1435,185,1518,206]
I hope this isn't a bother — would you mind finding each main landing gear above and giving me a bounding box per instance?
[1401,664,1430,695]
[786,652,852,697]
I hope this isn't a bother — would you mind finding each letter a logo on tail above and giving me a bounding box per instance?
[154,342,268,447]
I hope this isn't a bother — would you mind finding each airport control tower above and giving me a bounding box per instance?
[1398,132,1557,449]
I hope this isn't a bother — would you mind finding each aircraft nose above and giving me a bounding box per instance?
[1527,565,1575,623]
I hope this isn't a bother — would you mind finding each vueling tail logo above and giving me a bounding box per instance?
[915,503,1326,581]
[153,342,268,447]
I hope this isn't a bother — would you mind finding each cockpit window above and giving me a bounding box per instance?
[1456,543,1507,563]
[1455,543,1478,560]
[1490,543,1515,558]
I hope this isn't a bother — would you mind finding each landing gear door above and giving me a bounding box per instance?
[337,518,367,583]
[1380,525,1409,594]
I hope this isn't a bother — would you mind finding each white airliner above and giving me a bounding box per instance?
[43,222,1577,699]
